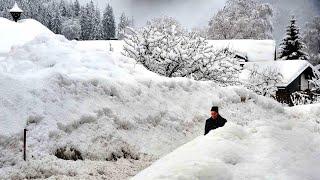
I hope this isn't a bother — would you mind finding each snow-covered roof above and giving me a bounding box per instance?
[9,2,23,13]
[240,60,314,87]
[207,40,275,62]
[0,17,54,56]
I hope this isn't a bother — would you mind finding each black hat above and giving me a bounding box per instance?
[211,106,218,112]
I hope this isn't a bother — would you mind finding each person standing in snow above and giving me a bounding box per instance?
[204,106,227,135]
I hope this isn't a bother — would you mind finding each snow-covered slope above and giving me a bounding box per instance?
[0,20,280,179]
[1,19,319,180]
[133,104,320,180]
[0,18,54,57]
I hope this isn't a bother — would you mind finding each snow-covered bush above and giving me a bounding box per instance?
[208,0,273,39]
[122,17,241,85]
[245,65,283,98]
[193,48,241,85]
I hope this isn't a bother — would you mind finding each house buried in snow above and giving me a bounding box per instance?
[206,39,318,105]
[241,60,316,105]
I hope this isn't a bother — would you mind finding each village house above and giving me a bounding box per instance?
[207,39,319,105]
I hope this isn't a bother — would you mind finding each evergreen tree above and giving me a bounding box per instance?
[80,6,90,40]
[117,12,131,39]
[80,1,95,40]
[278,16,309,60]
[59,0,67,17]
[52,11,62,34]
[102,4,116,40]
[73,0,81,17]
[92,7,103,40]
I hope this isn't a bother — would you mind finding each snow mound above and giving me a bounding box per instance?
[0,18,54,56]
[0,32,286,179]
[133,104,320,180]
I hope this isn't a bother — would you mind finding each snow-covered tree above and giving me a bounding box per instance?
[117,12,132,40]
[303,16,320,65]
[278,16,309,60]
[245,65,283,98]
[102,4,116,40]
[61,18,81,40]
[310,70,320,92]
[194,48,241,85]
[208,0,273,39]
[79,1,98,40]
[73,0,81,17]
[123,17,241,84]
[51,11,62,34]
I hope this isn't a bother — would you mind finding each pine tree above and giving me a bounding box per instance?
[102,4,116,40]
[73,0,81,17]
[117,12,131,40]
[80,1,95,40]
[278,16,309,60]
[80,6,89,40]
[92,8,103,40]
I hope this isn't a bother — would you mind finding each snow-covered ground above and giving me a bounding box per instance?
[133,103,320,180]
[1,18,320,179]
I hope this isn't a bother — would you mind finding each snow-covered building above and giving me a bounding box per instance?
[208,39,318,105]
[241,60,316,105]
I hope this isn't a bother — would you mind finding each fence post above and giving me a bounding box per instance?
[23,128,27,161]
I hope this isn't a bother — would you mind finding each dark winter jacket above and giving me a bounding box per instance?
[204,115,227,135]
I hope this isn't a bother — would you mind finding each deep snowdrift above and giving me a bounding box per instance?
[133,103,320,180]
[0,18,319,179]
[0,18,54,56]
[0,25,282,179]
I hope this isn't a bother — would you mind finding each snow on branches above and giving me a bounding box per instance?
[245,65,283,98]
[278,16,309,60]
[122,17,241,85]
[303,16,320,65]
[208,0,273,40]
[310,70,320,92]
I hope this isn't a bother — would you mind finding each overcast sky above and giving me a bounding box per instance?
[79,0,320,42]
[79,0,226,28]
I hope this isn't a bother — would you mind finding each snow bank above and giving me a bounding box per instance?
[133,103,320,180]
[0,17,54,56]
[1,19,319,179]
[0,25,284,179]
